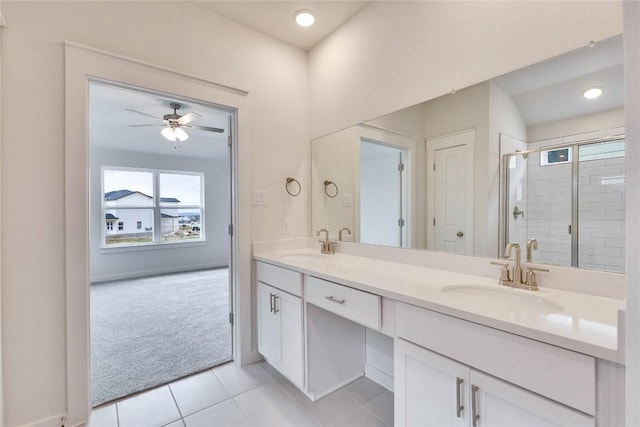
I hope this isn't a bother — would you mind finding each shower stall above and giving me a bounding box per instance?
[501,134,625,273]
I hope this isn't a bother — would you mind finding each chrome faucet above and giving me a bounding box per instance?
[316,228,335,254]
[339,227,352,241]
[505,242,523,285]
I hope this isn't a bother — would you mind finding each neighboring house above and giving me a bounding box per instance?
[104,189,180,236]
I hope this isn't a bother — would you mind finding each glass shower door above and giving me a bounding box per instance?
[577,140,625,272]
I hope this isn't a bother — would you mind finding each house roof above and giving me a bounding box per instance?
[104,189,180,203]
[105,213,118,220]
[161,213,178,218]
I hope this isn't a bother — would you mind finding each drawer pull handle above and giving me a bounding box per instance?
[269,293,274,313]
[456,377,464,417]
[471,384,480,427]
[273,295,280,314]
[325,295,345,304]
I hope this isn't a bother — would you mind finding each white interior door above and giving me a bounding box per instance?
[434,145,467,253]
[427,130,475,255]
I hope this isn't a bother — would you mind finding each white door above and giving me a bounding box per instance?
[434,145,467,253]
[257,282,282,366]
[395,339,468,427]
[360,139,408,247]
[471,370,594,427]
[427,130,475,255]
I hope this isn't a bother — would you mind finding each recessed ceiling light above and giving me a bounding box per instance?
[583,87,603,99]
[295,10,315,27]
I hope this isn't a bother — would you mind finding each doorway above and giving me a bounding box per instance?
[360,139,409,247]
[88,81,234,406]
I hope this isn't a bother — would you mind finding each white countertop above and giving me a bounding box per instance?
[254,248,623,363]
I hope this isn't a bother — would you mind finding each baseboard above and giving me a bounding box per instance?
[365,362,394,392]
[91,262,228,283]
[27,414,66,427]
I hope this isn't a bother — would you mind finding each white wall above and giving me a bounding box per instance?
[424,82,491,256]
[309,1,622,139]
[489,82,528,257]
[1,2,308,425]
[90,147,229,282]
[528,108,624,142]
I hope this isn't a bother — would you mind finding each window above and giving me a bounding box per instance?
[102,167,204,247]
[540,140,625,166]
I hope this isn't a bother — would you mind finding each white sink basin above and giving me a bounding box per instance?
[441,284,563,314]
[280,253,330,262]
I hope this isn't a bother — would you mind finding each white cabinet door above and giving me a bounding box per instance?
[395,338,468,427]
[471,370,595,427]
[396,338,595,427]
[278,289,304,386]
[257,281,304,388]
[257,282,282,366]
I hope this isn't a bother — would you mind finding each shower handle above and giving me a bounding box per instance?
[513,206,524,219]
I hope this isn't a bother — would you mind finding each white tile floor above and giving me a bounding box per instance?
[88,361,394,427]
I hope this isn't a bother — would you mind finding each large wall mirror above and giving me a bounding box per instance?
[311,34,624,273]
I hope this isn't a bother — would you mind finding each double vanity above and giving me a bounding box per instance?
[253,241,625,426]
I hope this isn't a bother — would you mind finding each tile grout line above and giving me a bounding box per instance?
[255,363,322,426]
[167,384,185,425]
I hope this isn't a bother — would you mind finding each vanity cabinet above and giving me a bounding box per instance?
[395,338,594,426]
[256,262,304,388]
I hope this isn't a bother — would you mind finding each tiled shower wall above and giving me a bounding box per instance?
[524,154,625,272]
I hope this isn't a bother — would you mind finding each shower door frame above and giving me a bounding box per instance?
[500,135,626,267]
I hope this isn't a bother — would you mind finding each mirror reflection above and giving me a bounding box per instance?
[311,34,624,272]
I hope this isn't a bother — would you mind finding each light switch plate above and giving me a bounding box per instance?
[253,190,267,206]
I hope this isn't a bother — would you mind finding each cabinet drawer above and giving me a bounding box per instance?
[256,261,303,296]
[306,276,381,329]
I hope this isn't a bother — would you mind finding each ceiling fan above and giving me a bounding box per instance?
[126,102,224,142]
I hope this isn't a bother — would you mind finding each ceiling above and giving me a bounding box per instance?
[493,35,624,127]
[89,82,232,160]
[193,1,370,51]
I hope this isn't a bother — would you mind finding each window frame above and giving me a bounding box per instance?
[101,165,205,248]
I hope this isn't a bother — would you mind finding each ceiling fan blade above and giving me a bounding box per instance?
[125,108,162,120]
[128,124,164,127]
[186,124,225,133]
[178,112,201,125]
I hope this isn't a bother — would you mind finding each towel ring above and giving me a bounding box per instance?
[324,180,339,198]
[286,177,301,197]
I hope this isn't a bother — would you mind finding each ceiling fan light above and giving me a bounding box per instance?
[161,127,177,141]
[174,127,189,141]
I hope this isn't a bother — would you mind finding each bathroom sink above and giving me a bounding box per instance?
[441,284,563,314]
[280,253,330,261]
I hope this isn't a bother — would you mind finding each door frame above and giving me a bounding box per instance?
[426,129,475,255]
[65,43,251,425]
[355,124,417,247]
